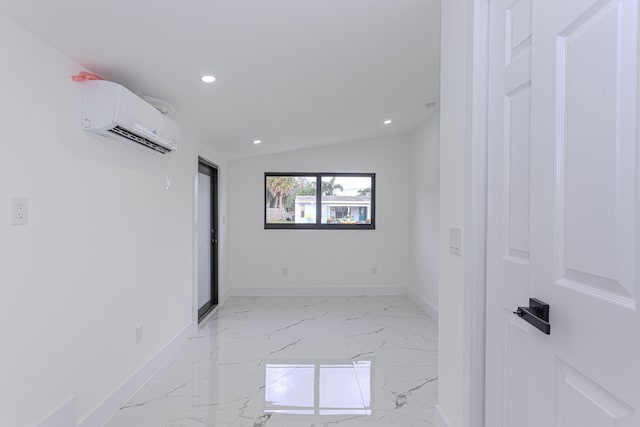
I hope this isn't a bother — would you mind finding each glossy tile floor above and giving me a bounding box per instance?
[106,296,438,426]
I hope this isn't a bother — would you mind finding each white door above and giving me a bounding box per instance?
[486,0,640,425]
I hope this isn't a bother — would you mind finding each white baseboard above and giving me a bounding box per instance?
[434,404,451,427]
[218,288,232,305]
[229,286,406,297]
[407,289,439,322]
[35,396,76,427]
[78,321,195,427]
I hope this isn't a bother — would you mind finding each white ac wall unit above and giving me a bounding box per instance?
[81,80,180,154]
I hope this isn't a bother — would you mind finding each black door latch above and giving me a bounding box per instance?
[514,298,551,335]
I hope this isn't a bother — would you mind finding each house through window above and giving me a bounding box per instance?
[265,173,375,229]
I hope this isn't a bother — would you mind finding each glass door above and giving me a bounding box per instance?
[197,160,218,321]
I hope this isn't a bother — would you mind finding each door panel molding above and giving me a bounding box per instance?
[554,358,634,427]
[552,0,638,310]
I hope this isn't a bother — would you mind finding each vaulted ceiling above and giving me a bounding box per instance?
[0,0,440,158]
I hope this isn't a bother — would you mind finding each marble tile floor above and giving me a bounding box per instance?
[105,296,438,427]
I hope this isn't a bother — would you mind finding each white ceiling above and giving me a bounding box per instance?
[0,0,440,158]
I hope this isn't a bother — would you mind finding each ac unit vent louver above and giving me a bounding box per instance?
[108,126,171,154]
[81,80,180,154]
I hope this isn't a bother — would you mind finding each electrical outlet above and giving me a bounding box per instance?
[372,267,378,275]
[282,267,288,276]
[136,326,144,344]
[11,198,28,225]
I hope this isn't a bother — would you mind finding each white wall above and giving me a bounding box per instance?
[0,15,228,426]
[407,113,440,318]
[437,0,473,426]
[228,137,409,292]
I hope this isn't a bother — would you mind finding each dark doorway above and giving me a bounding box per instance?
[197,159,218,322]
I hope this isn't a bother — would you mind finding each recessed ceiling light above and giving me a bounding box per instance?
[253,140,262,145]
[383,119,392,125]
[201,75,216,83]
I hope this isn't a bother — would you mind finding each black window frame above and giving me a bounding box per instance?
[264,172,376,230]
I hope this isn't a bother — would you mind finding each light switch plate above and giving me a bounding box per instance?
[449,227,462,256]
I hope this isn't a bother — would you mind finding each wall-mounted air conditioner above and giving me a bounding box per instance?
[81,80,180,154]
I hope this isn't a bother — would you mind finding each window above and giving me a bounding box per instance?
[265,173,375,229]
